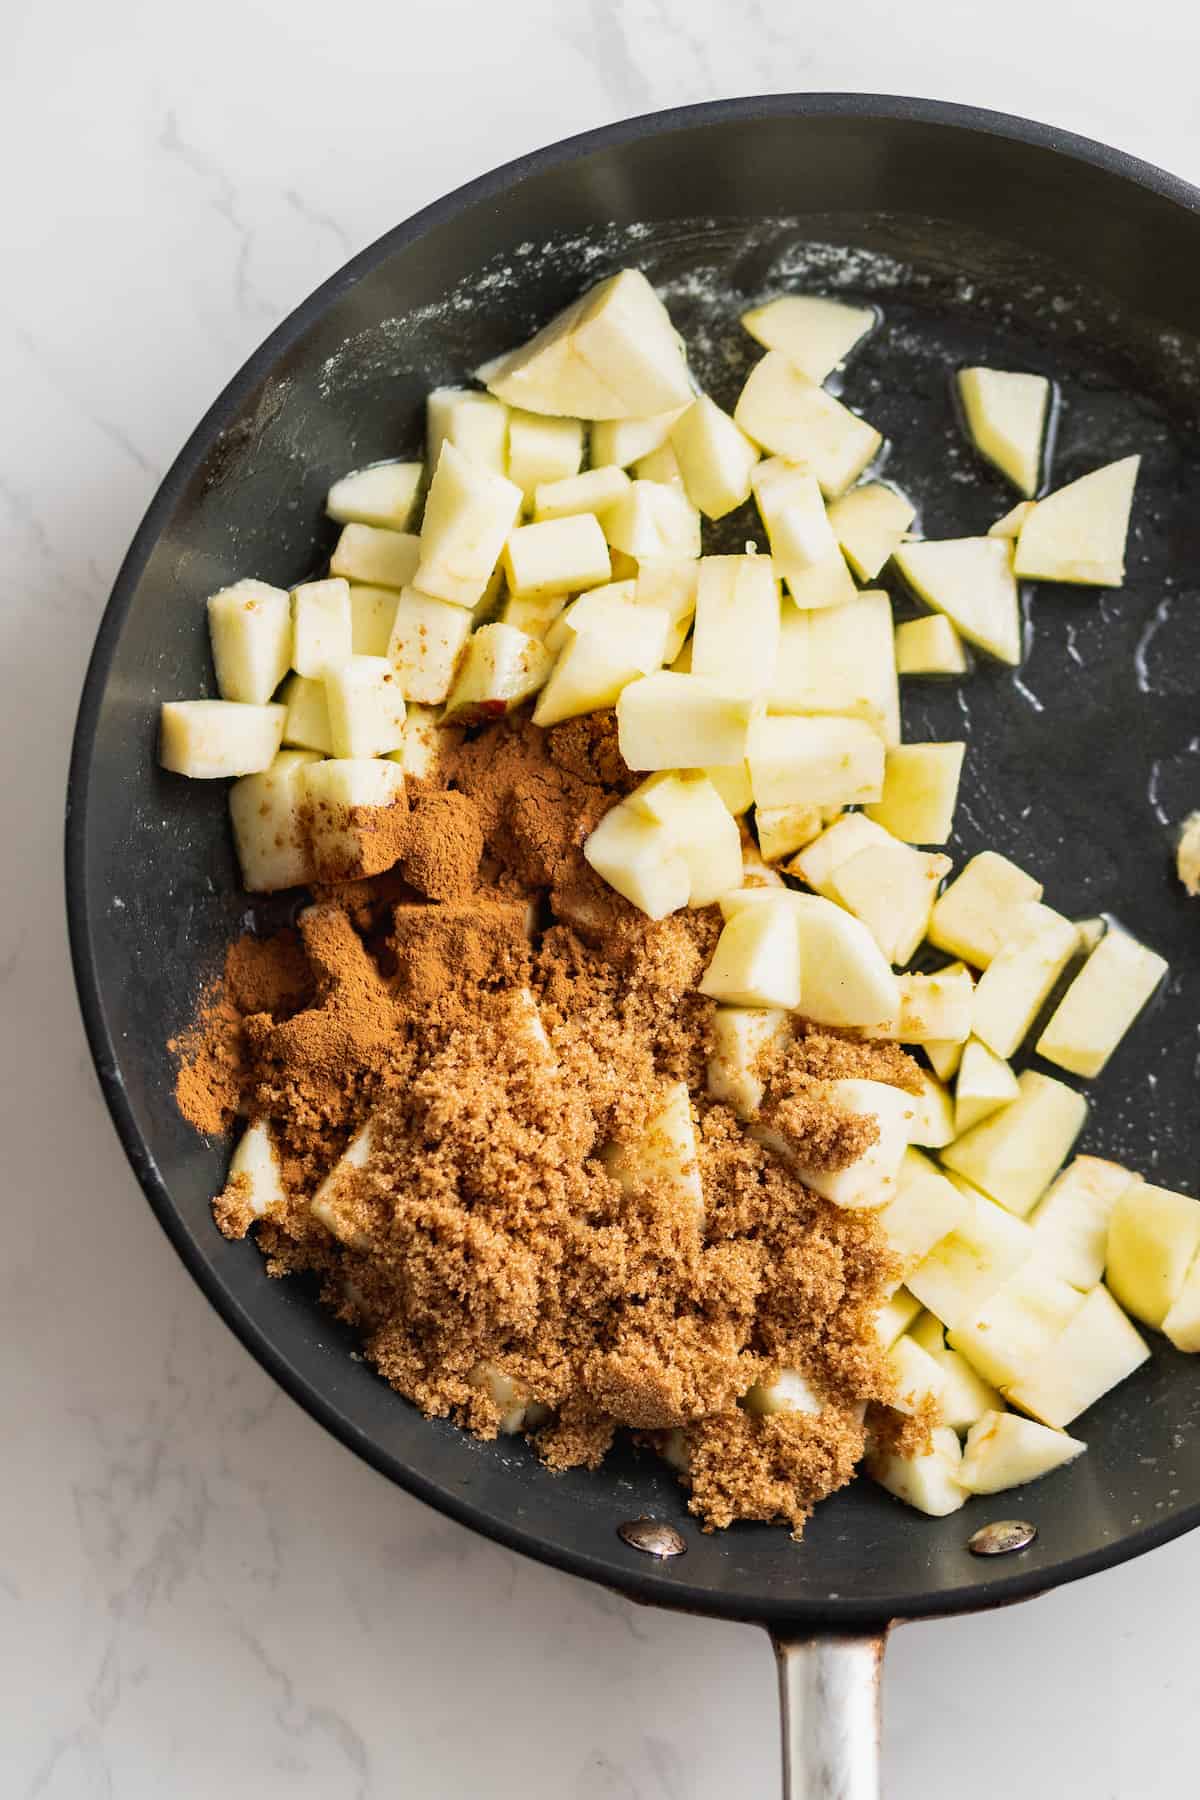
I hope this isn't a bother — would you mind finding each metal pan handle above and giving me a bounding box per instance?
[770,1629,889,1799]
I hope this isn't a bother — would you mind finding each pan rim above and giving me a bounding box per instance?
[65,90,1200,1630]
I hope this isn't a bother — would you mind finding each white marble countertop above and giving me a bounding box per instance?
[6,2,1200,1793]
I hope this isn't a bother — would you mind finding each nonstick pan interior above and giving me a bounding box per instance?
[67,97,1200,1630]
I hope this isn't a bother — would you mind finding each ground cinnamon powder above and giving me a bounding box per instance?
[176,710,920,1534]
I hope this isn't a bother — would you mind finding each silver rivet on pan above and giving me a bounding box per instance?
[968,1519,1038,1556]
[618,1518,687,1558]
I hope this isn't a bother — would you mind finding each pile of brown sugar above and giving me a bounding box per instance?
[176,710,925,1534]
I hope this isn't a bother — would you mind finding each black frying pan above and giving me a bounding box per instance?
[66,95,1200,1795]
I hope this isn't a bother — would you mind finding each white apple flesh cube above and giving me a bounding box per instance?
[635,557,698,660]
[442,623,553,723]
[1030,1156,1138,1291]
[771,590,900,745]
[876,1288,922,1347]
[290,577,352,677]
[467,1362,537,1435]
[911,1322,1004,1434]
[543,583,639,656]
[226,1120,287,1218]
[926,1040,964,1082]
[783,892,899,1029]
[1014,456,1138,585]
[887,1335,947,1415]
[499,591,569,639]
[734,351,882,496]
[826,481,916,581]
[386,588,474,704]
[865,742,965,845]
[907,1184,1034,1330]
[1163,1256,1200,1352]
[788,812,891,899]
[160,700,286,779]
[742,1368,824,1417]
[388,702,452,785]
[867,1424,967,1517]
[959,1411,1085,1494]
[1036,926,1167,1077]
[415,442,522,608]
[954,1037,1019,1135]
[700,901,803,1010]
[347,585,400,655]
[426,387,510,475]
[1006,1285,1149,1428]
[989,501,1037,539]
[751,460,856,608]
[906,1069,955,1149]
[970,903,1080,1059]
[207,580,292,704]
[1106,1181,1200,1329]
[755,803,824,862]
[503,512,612,600]
[330,523,421,590]
[583,803,690,921]
[957,368,1050,497]
[885,966,974,1044]
[879,1150,968,1272]
[928,850,1044,968]
[757,1076,912,1209]
[533,465,631,522]
[229,749,321,891]
[747,714,884,810]
[327,460,422,531]
[706,1006,791,1118]
[310,1120,376,1250]
[625,772,743,906]
[705,762,754,818]
[828,840,951,967]
[603,1080,704,1223]
[633,442,685,487]
[301,758,406,881]
[1178,812,1200,895]
[506,410,584,499]
[533,602,669,727]
[942,1069,1087,1219]
[739,294,875,382]
[324,655,406,759]
[604,480,702,561]
[280,673,334,754]
[690,555,780,696]
[617,673,759,770]
[668,394,759,519]
[892,536,1021,665]
[893,613,968,676]
[591,407,687,469]
[947,1265,1086,1389]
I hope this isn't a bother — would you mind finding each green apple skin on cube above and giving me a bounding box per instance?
[1005,1286,1150,1429]
[947,1264,1086,1389]
[603,1080,704,1224]
[668,395,760,520]
[707,1007,792,1118]
[969,903,1080,1061]
[892,536,1022,666]
[616,673,759,771]
[229,750,321,892]
[1036,926,1167,1078]
[739,294,875,384]
[386,589,474,705]
[159,700,286,780]
[330,523,422,591]
[507,411,585,499]
[207,579,293,705]
[958,1411,1085,1495]
[954,1036,1019,1135]
[941,1069,1087,1219]
[1106,1181,1200,1329]
[906,1183,1034,1331]
[1030,1155,1138,1291]
[533,465,630,523]
[699,903,802,1010]
[927,849,1044,968]
[867,1423,967,1517]
[827,481,915,582]
[865,742,966,846]
[327,460,423,532]
[893,613,969,677]
[426,387,510,477]
[290,578,352,679]
[734,350,882,497]
[690,555,781,697]
[956,368,1050,498]
[441,623,554,724]
[1014,456,1139,586]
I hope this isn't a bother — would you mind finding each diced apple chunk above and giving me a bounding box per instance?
[700,901,803,1010]
[290,578,352,678]
[441,623,553,723]
[669,395,759,519]
[988,501,1037,540]
[280,673,334,755]
[347,585,400,655]
[925,1038,966,1083]
[867,1424,967,1516]
[1006,1285,1149,1428]
[330,523,421,591]
[887,1335,947,1415]
[226,1119,288,1218]
[735,351,881,496]
[1030,1156,1138,1291]
[467,1361,538,1435]
[635,558,699,662]
[506,410,584,499]
[310,1119,375,1249]
[893,537,1021,665]
[789,892,900,1029]
[1014,456,1138,586]
[906,1070,955,1149]
[877,1288,923,1347]
[879,1150,968,1272]
[959,1411,1084,1493]
[604,480,701,561]
[1163,1255,1200,1352]
[957,369,1050,497]
[827,481,915,581]
[751,460,856,608]
[928,850,1044,968]
[324,655,406,758]
[388,702,454,786]
[503,512,612,600]
[533,465,630,522]
[829,840,951,967]
[499,591,569,639]
[748,714,884,811]
[415,442,522,608]
[543,582,639,656]
[582,803,690,921]
[705,763,754,818]
[629,772,743,905]
[908,1312,1003,1432]
[533,602,669,727]
[954,1037,1019,1135]
[756,1077,912,1209]
[706,1006,791,1118]
[742,1368,824,1417]
[160,700,286,779]
[603,1080,704,1222]
[787,812,891,899]
[1106,1181,1200,1329]
[591,408,686,469]
[327,461,423,531]
[771,590,900,745]
[883,966,974,1044]
[942,1069,1087,1219]
[386,588,474,704]
[1036,926,1167,1078]
[617,673,759,770]
[755,803,823,863]
[970,903,1079,1059]
[907,1184,1034,1330]
[865,743,965,846]
[948,1265,1086,1389]
[301,758,406,881]
[207,580,292,704]
[1176,812,1200,896]
[739,295,875,383]
[481,269,692,419]
[690,555,780,697]
[426,386,509,475]
[893,613,968,676]
[229,749,321,891]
